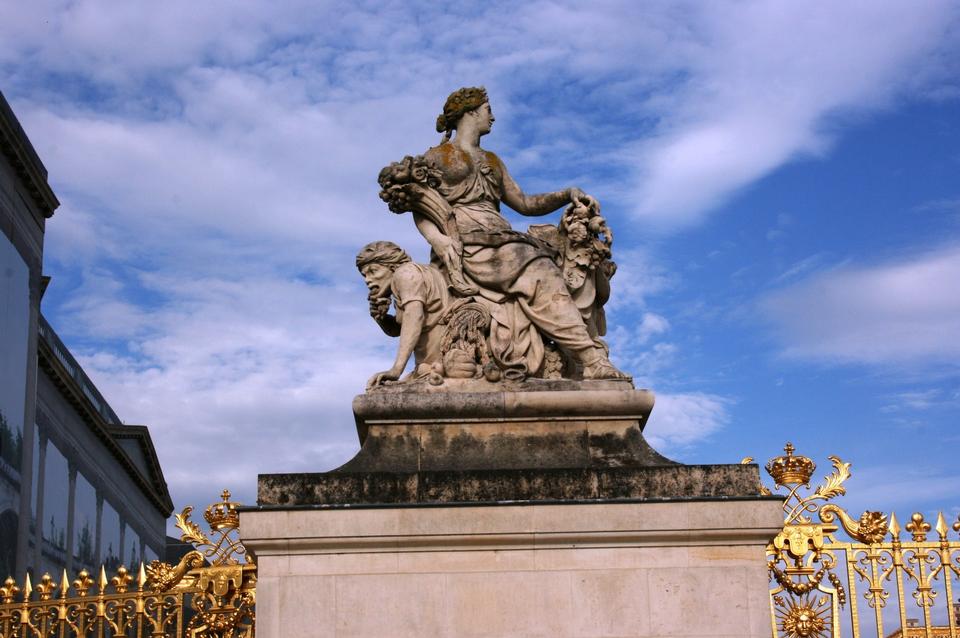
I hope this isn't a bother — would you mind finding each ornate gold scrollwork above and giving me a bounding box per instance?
[773,524,830,561]
[764,444,865,636]
[145,550,205,592]
[0,490,256,638]
[818,504,887,545]
[146,489,255,638]
[761,443,960,638]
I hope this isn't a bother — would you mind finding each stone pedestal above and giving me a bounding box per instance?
[241,384,783,637]
[241,498,782,638]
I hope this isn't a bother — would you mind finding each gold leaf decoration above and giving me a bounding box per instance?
[175,506,209,546]
[811,456,850,502]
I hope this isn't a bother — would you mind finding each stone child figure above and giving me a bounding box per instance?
[357,241,451,387]
[378,87,629,381]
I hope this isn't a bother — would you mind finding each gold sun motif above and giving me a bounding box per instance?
[776,594,832,638]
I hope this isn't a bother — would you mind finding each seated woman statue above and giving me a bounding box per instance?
[380,87,628,381]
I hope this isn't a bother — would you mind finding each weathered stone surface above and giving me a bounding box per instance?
[361,87,631,390]
[342,417,664,473]
[257,463,765,506]
[353,383,652,442]
[256,386,766,507]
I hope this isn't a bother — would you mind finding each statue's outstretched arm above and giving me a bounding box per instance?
[501,163,596,217]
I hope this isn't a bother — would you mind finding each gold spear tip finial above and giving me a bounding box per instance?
[936,512,948,540]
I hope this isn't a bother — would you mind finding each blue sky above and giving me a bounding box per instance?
[1,1,958,523]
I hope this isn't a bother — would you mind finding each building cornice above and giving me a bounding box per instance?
[107,424,173,514]
[0,91,59,218]
[37,327,174,516]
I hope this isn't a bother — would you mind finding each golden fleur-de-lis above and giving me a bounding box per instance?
[35,573,57,601]
[72,570,95,597]
[0,577,19,603]
[906,513,931,542]
[111,566,133,594]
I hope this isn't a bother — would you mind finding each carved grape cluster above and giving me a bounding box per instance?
[560,202,612,270]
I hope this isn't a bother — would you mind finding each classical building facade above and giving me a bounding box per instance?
[0,90,172,580]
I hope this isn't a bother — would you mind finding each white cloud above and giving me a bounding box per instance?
[760,245,960,365]
[0,1,311,82]
[63,267,388,509]
[1,0,957,513]
[628,1,959,227]
[644,392,732,451]
[770,253,827,285]
[880,388,959,413]
[636,312,670,344]
[766,212,793,242]
[4,2,956,231]
[605,248,675,313]
[839,465,960,520]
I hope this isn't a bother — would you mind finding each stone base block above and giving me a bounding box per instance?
[240,497,783,638]
[258,387,764,507]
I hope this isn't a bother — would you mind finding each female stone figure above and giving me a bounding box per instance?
[380,87,627,381]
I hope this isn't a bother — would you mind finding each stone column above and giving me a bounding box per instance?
[94,490,103,568]
[31,429,47,574]
[118,517,126,567]
[14,266,42,579]
[64,461,77,576]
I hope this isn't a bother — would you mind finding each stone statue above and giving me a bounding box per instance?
[366,87,628,387]
[357,241,452,387]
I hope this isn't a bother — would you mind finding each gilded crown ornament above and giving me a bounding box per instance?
[145,490,256,637]
[204,489,241,530]
[766,442,816,487]
[0,491,256,638]
[757,444,960,638]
